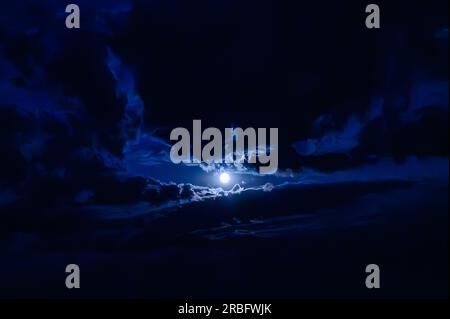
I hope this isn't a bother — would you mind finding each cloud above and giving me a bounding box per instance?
[292,97,385,158]
[292,115,361,156]
[106,47,144,143]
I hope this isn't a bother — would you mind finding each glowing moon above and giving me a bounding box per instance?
[219,172,230,184]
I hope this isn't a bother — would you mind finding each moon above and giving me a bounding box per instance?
[219,172,230,184]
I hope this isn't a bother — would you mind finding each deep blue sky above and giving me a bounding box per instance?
[0,0,448,298]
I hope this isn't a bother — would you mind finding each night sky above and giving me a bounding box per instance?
[0,0,448,298]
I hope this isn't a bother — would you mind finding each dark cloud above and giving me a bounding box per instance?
[0,1,447,298]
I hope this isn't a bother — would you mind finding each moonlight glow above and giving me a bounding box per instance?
[219,172,230,184]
